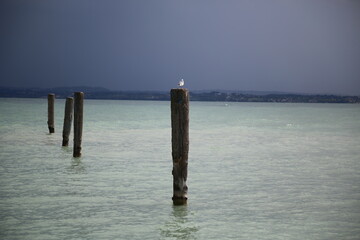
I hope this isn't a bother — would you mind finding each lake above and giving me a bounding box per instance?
[0,98,359,239]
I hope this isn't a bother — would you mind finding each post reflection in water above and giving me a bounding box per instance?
[160,205,198,240]
[66,157,86,175]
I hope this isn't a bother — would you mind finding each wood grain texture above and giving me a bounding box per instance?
[73,92,84,157]
[62,97,73,146]
[170,88,189,205]
[47,94,55,133]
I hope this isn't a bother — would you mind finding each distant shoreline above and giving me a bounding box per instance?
[0,87,359,103]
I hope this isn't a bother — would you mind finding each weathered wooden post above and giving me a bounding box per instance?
[62,97,74,146]
[73,92,84,157]
[171,88,189,205]
[47,94,55,133]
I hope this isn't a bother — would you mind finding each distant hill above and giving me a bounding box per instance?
[0,86,109,99]
[190,91,360,103]
[0,87,359,103]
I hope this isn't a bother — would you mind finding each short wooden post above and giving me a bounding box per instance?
[62,97,74,146]
[47,94,55,133]
[73,92,84,157]
[171,88,189,205]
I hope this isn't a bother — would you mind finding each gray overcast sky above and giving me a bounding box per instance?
[1,0,359,95]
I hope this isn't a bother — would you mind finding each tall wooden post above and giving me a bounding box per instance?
[73,92,84,157]
[62,97,74,146]
[47,94,55,133]
[171,88,189,205]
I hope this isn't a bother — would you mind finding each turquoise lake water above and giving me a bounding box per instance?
[0,98,360,239]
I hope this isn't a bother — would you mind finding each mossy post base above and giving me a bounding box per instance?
[171,88,189,205]
[73,92,84,158]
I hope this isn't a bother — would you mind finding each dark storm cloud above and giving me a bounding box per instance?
[0,0,359,94]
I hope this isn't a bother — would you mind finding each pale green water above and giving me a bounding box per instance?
[0,98,360,239]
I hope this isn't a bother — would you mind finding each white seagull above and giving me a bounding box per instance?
[178,79,184,87]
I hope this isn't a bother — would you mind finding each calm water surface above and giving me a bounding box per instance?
[0,98,359,239]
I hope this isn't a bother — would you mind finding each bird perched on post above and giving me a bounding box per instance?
[178,79,184,87]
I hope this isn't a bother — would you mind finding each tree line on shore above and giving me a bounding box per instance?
[0,87,359,103]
